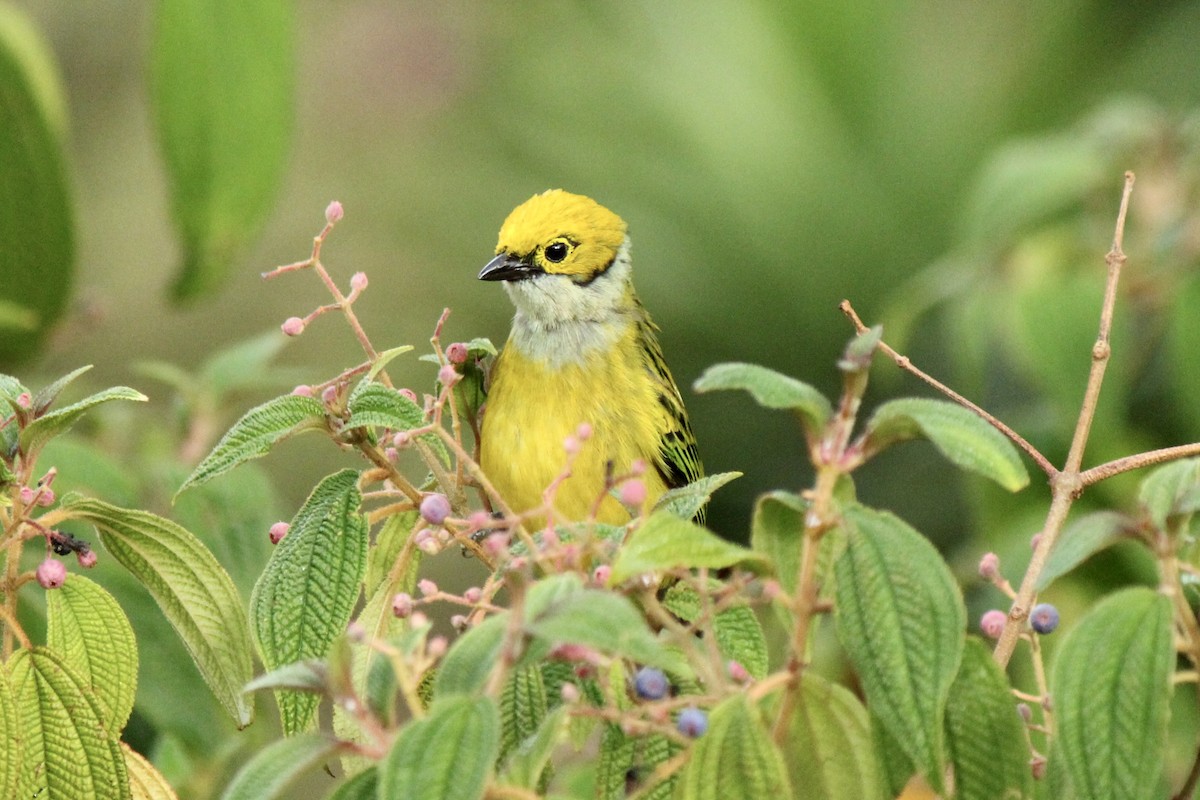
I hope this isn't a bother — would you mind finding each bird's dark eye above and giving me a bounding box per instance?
[544,240,570,263]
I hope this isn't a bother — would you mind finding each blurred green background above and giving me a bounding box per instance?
[10,0,1198,541]
[6,0,1200,795]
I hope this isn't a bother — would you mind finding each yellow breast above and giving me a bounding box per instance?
[480,324,670,526]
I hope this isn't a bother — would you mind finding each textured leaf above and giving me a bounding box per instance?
[122,743,179,800]
[0,6,74,363]
[499,666,548,765]
[526,589,671,669]
[378,695,500,800]
[944,638,1033,800]
[220,732,343,800]
[1052,587,1172,800]
[1037,510,1134,591]
[31,364,92,414]
[694,361,832,434]
[10,647,131,799]
[499,705,569,790]
[751,490,807,594]
[64,497,255,727]
[652,471,742,520]
[1138,457,1200,532]
[250,469,368,734]
[862,397,1029,491]
[833,503,965,789]
[435,614,509,697]
[612,510,767,583]
[178,394,327,494]
[20,386,147,459]
[47,574,138,733]
[779,672,885,800]
[151,0,293,300]
[0,665,19,800]
[660,583,768,679]
[344,379,447,463]
[676,695,791,800]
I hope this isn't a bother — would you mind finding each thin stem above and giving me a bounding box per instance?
[1080,441,1200,486]
[840,300,1056,479]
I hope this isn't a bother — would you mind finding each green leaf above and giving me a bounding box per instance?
[652,471,742,521]
[177,394,327,494]
[199,329,298,397]
[220,732,343,800]
[378,695,500,800]
[0,665,20,800]
[20,386,147,459]
[121,742,178,800]
[31,364,92,414]
[0,7,74,364]
[151,0,293,301]
[64,497,255,727]
[750,490,807,594]
[526,589,671,669]
[944,638,1033,800]
[10,647,131,799]
[1138,457,1200,532]
[243,660,329,695]
[499,666,548,766]
[833,503,965,790]
[777,672,885,800]
[499,705,569,790]
[326,767,378,800]
[47,574,138,733]
[250,469,368,734]
[660,583,768,679]
[611,510,768,583]
[694,362,832,434]
[435,613,509,698]
[675,695,791,800]
[861,397,1029,491]
[871,713,916,797]
[344,379,448,464]
[1037,511,1134,591]
[1051,587,1172,800]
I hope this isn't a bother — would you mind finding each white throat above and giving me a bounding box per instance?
[504,239,634,368]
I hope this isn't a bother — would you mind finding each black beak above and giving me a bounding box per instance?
[479,253,539,282]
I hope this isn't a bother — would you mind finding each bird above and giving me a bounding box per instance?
[478,189,703,526]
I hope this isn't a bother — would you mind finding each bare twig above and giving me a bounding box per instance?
[839,301,1056,478]
[1080,441,1200,486]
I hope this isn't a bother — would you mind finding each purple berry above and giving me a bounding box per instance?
[977,552,1000,580]
[36,558,66,589]
[446,342,469,365]
[1030,603,1060,635]
[420,493,452,525]
[676,707,708,738]
[634,667,669,700]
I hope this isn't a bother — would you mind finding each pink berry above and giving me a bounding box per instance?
[36,488,54,507]
[391,593,414,618]
[468,510,492,530]
[563,435,582,456]
[16,392,31,409]
[446,342,468,365]
[420,494,452,525]
[437,364,460,387]
[592,564,612,585]
[398,388,419,404]
[36,558,66,589]
[560,683,580,703]
[629,459,647,477]
[18,486,35,505]
[269,522,290,544]
[292,385,315,397]
[728,660,750,683]
[321,385,339,405]
[417,578,438,597]
[350,271,368,292]
[619,479,647,508]
[392,430,412,448]
[575,422,593,441]
[281,316,306,336]
[463,586,482,604]
[76,549,97,569]
[483,532,509,556]
[980,609,1008,639]
[978,552,1001,581]
[325,200,344,224]
[450,614,468,631]
[427,636,448,658]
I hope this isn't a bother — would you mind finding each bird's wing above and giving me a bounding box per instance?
[635,306,704,505]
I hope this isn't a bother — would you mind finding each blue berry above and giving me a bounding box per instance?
[676,707,708,738]
[1030,603,1060,635]
[634,667,669,700]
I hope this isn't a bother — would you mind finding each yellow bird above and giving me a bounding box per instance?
[478,190,703,525]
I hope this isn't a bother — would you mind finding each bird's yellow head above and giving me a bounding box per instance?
[480,190,628,285]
